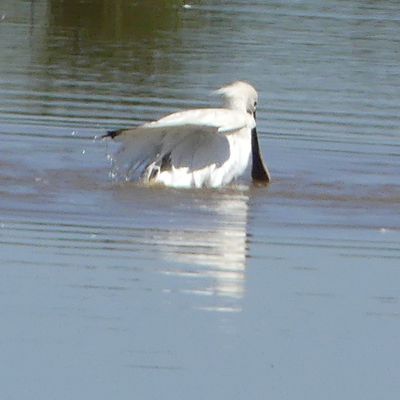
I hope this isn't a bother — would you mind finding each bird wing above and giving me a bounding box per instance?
[144,108,250,134]
[106,108,250,140]
[105,109,251,181]
[106,109,248,179]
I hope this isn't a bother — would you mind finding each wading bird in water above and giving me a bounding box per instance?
[103,81,270,188]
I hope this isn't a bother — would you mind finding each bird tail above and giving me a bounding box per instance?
[101,129,124,139]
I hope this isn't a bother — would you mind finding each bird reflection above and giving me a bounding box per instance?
[110,181,250,312]
[156,190,249,307]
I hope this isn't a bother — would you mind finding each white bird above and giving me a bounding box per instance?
[103,81,270,188]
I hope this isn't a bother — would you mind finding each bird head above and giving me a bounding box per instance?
[214,81,258,117]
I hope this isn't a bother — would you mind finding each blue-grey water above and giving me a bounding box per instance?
[1,0,400,398]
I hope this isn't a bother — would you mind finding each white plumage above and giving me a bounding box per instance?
[104,81,270,188]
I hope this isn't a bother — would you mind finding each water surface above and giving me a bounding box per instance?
[0,1,399,399]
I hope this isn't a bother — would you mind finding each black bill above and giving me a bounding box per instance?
[251,127,271,183]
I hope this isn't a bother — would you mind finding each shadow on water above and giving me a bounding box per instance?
[42,0,184,72]
[25,0,187,122]
[7,0,237,126]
